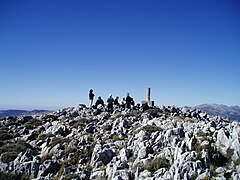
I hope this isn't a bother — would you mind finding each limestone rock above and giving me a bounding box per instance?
[0,105,239,179]
[91,144,114,167]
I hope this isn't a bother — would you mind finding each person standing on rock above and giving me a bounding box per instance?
[114,96,120,106]
[126,92,134,108]
[89,89,95,108]
[107,94,114,112]
[121,97,126,109]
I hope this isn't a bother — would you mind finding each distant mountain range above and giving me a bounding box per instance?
[0,109,50,117]
[189,104,240,121]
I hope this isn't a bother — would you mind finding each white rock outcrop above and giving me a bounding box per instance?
[0,104,239,179]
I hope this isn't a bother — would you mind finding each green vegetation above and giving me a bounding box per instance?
[234,158,240,167]
[199,145,232,175]
[37,133,54,141]
[102,123,113,131]
[144,157,171,173]
[54,145,94,180]
[142,125,163,133]
[64,148,81,165]
[20,173,30,180]
[0,170,29,180]
[131,124,163,135]
[0,140,30,163]
[41,153,53,164]
[59,116,70,123]
[23,118,42,129]
[27,131,40,141]
[225,148,234,159]
[145,108,164,118]
[202,176,211,180]
[72,118,90,128]
[0,170,15,180]
[0,126,11,141]
[124,111,142,118]
[185,118,198,123]
[173,115,185,121]
[192,140,202,153]
[53,160,67,180]
[111,133,125,141]
[196,130,207,137]
[174,116,197,123]
[210,164,218,177]
[86,134,94,143]
[1,152,18,164]
[49,137,70,148]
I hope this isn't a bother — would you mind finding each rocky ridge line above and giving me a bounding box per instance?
[0,105,240,179]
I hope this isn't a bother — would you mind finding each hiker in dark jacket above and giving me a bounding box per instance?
[114,96,120,106]
[89,89,95,108]
[94,96,104,108]
[107,94,114,112]
[125,92,134,108]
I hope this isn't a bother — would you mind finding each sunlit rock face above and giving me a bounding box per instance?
[0,104,240,179]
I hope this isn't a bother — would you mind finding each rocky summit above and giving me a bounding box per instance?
[0,105,240,180]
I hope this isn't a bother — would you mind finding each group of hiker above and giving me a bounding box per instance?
[88,89,135,112]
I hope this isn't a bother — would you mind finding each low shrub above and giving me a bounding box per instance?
[63,173,78,180]
[234,158,240,166]
[202,146,231,171]
[23,119,42,129]
[1,152,18,163]
[186,118,197,123]
[144,157,170,173]
[210,164,218,177]
[173,115,185,121]
[37,133,54,141]
[27,131,40,141]
[50,137,70,148]
[102,123,112,131]
[131,125,162,135]
[124,111,141,118]
[0,127,11,141]
[86,134,94,143]
[225,148,234,159]
[111,133,124,141]
[0,140,30,163]
[72,118,90,128]
[193,142,202,153]
[20,173,29,180]
[142,125,163,133]
[64,148,82,165]
[0,170,15,180]
[41,153,53,164]
[53,160,67,180]
[145,109,163,118]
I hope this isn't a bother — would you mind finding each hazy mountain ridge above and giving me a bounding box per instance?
[0,109,51,117]
[190,104,240,121]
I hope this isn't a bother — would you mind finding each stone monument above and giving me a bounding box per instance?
[142,87,154,107]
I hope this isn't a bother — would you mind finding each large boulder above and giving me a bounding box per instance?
[45,123,70,136]
[91,144,114,167]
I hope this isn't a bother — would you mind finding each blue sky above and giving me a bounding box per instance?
[0,0,240,110]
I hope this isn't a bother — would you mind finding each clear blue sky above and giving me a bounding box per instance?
[1,0,240,110]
